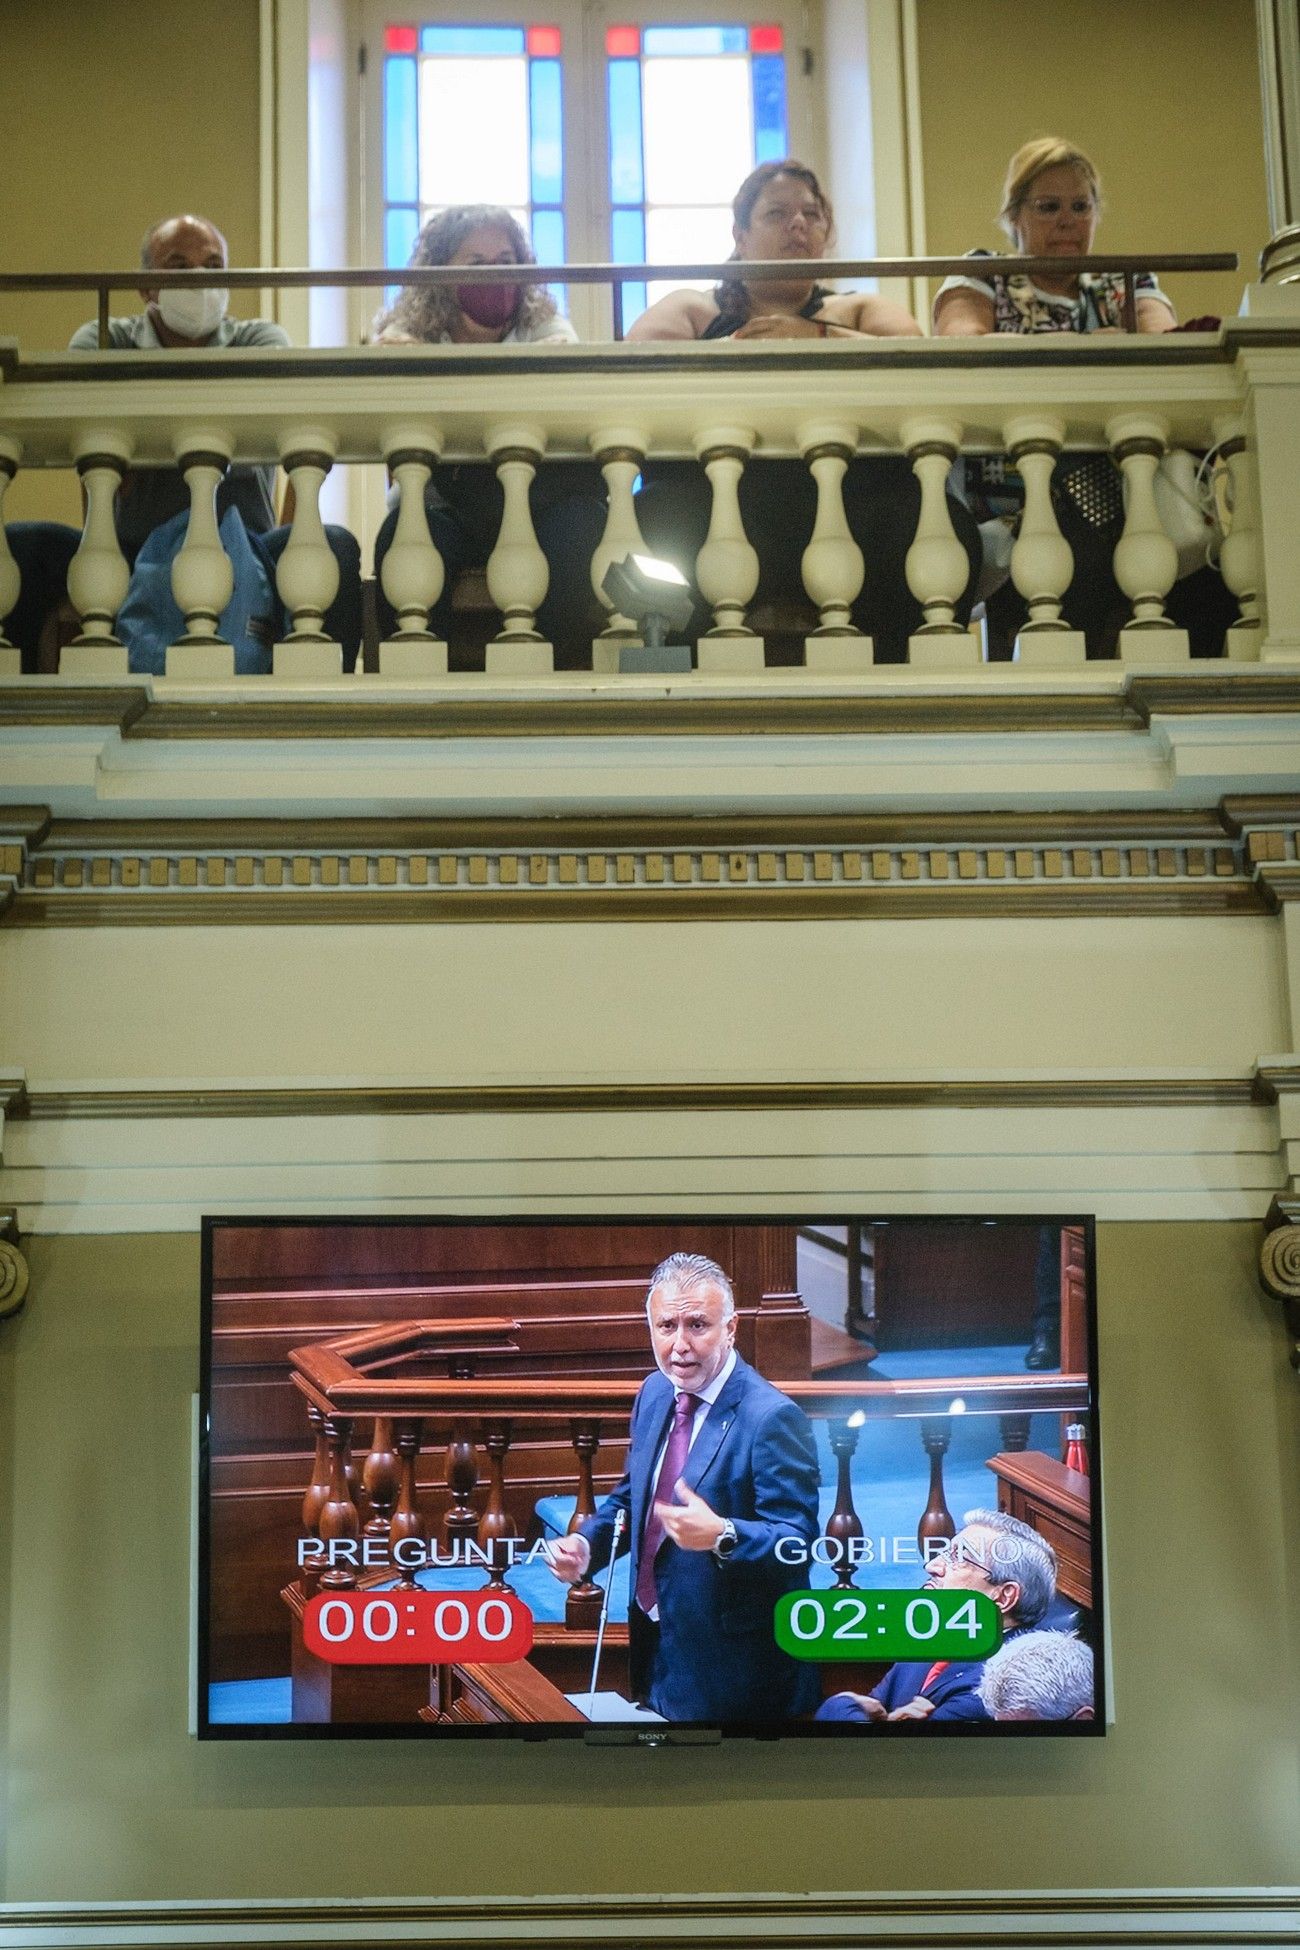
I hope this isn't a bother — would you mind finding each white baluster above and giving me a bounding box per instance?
[379,424,447,678]
[902,416,977,666]
[693,424,762,670]
[1004,414,1085,666]
[275,428,342,677]
[589,426,649,671]
[485,422,552,673]
[798,420,870,671]
[1106,411,1189,663]
[1213,415,1262,662]
[0,439,21,673]
[67,430,131,654]
[166,431,236,679]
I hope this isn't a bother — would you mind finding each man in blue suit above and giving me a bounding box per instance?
[548,1250,821,1723]
[815,1510,1061,1724]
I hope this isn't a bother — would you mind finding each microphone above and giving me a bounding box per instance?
[585,1507,626,1715]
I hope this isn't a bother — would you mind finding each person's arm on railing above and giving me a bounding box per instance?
[626,288,720,341]
[932,286,996,336]
[1135,293,1177,333]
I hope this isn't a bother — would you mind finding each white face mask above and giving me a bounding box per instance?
[156,284,228,340]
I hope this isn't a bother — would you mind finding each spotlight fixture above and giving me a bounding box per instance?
[601,552,694,671]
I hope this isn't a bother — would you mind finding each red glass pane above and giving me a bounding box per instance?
[384,24,418,53]
[750,23,783,51]
[605,24,640,54]
[527,24,562,54]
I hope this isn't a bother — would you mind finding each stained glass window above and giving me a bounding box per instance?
[382,22,565,290]
[606,23,788,327]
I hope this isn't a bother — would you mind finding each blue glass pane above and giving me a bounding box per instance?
[531,208,567,308]
[421,25,525,54]
[618,282,648,331]
[607,58,644,205]
[612,208,647,332]
[531,208,565,269]
[530,58,563,205]
[643,25,747,54]
[385,205,420,269]
[384,56,418,204]
[612,206,646,261]
[751,54,787,162]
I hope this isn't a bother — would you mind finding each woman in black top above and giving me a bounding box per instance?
[629,161,978,662]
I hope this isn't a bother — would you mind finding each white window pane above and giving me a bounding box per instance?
[643,57,752,205]
[419,57,529,208]
[645,205,734,305]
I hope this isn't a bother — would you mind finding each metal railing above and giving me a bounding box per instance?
[0,252,1240,343]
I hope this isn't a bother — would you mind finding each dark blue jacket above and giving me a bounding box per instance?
[582,1352,821,1723]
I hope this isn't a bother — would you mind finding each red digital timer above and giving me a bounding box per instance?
[302,1589,534,1665]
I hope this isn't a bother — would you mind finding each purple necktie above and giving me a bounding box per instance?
[635,1391,698,1615]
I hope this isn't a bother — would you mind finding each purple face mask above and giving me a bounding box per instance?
[456,279,520,331]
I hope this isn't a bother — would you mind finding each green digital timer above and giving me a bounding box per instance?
[773,1587,1003,1662]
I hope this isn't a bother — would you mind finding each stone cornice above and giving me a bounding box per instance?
[0,1890,1295,1950]
[7,1075,1262,1121]
[0,670,1295,742]
[5,802,1291,926]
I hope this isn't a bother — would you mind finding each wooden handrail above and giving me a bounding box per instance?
[288,1358,1089,1422]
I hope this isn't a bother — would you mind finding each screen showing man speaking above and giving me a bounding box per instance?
[199,1216,1102,1737]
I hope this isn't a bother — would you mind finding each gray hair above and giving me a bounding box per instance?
[645,1251,736,1319]
[977,1630,1094,1720]
[960,1508,1057,1626]
[140,215,227,269]
[370,204,558,342]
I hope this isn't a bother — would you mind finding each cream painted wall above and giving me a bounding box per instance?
[0,0,262,522]
[0,1220,1295,1900]
[914,0,1270,326]
[0,916,1288,1086]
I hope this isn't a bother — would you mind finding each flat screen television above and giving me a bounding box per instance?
[198,1214,1103,1739]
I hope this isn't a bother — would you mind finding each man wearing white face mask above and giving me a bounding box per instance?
[66,215,362,663]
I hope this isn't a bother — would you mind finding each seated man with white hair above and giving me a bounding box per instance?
[977,1629,1095,1721]
[815,1508,1060,1724]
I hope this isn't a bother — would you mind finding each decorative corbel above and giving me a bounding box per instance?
[1261,1196,1300,1372]
[1255,1061,1300,1371]
[0,1208,28,1323]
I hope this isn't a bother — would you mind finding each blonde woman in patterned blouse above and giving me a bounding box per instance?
[933,138,1176,337]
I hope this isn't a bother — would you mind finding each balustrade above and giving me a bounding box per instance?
[799,420,868,662]
[169,431,235,676]
[0,328,1292,681]
[288,1349,1090,1619]
[589,428,649,659]
[1107,412,1189,661]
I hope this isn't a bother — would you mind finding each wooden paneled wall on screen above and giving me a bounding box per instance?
[206,1220,843,1682]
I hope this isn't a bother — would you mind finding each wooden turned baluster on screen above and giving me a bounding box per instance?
[565,1418,603,1629]
[825,1419,865,1590]
[319,1415,360,1590]
[299,1404,332,1596]
[999,1412,1031,1455]
[363,1417,401,1540]
[479,1419,516,1592]
[442,1356,481,1546]
[390,1418,426,1589]
[917,1418,955,1555]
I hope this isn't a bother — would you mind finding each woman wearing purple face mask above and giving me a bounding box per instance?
[371,207,605,663]
[372,205,578,348]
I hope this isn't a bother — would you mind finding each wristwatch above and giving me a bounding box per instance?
[713,1518,739,1560]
